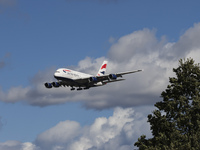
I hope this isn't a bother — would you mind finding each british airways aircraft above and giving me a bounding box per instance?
[44,61,142,91]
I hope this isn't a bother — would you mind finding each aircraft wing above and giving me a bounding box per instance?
[74,69,142,84]
[96,69,143,79]
[115,69,143,77]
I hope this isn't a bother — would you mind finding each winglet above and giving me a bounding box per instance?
[97,61,108,76]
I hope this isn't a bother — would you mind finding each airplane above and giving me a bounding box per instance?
[44,61,142,91]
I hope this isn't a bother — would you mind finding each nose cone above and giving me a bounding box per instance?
[54,70,60,79]
[54,72,57,77]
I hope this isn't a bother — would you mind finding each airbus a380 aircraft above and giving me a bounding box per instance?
[44,61,142,91]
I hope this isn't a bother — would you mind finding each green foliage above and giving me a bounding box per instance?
[134,58,200,150]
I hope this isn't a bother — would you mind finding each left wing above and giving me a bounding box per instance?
[116,70,143,76]
[76,69,142,83]
[96,69,142,80]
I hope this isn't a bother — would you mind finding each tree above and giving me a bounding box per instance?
[134,58,200,150]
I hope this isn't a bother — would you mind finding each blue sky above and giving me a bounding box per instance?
[1,0,200,150]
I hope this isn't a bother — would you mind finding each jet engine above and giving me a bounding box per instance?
[52,82,60,87]
[44,82,52,88]
[89,77,98,82]
[109,74,117,80]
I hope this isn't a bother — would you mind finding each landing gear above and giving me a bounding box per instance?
[77,87,82,91]
[71,87,75,91]
[70,86,89,91]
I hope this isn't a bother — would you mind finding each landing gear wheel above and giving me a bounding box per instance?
[71,87,75,91]
[77,87,82,91]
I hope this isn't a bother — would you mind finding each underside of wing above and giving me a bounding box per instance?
[103,78,125,83]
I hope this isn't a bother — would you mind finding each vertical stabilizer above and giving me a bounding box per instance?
[97,61,108,76]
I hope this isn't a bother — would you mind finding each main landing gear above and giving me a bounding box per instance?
[70,87,75,91]
[77,87,82,91]
[70,87,89,91]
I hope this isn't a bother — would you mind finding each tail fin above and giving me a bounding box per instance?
[97,61,108,76]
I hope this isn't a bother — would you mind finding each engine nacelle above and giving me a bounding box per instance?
[109,74,117,80]
[52,82,60,87]
[89,77,98,82]
[44,82,52,88]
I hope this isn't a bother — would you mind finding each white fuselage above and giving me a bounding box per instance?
[54,68,92,80]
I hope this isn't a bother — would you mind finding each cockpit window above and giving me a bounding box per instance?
[55,71,60,73]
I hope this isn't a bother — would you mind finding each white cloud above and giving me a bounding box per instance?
[0,141,38,150]
[21,142,39,150]
[0,86,31,103]
[0,106,153,150]
[33,107,151,150]
[0,141,22,150]
[108,28,159,63]
[35,120,81,150]
[0,23,200,109]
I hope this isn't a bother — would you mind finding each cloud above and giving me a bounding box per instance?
[0,141,22,150]
[66,107,138,150]
[0,107,151,150]
[0,141,39,150]
[108,28,159,62]
[35,120,81,150]
[1,23,200,109]
[159,23,200,61]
